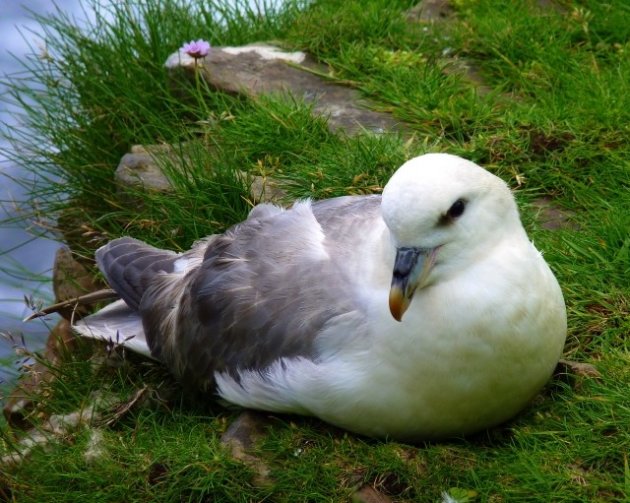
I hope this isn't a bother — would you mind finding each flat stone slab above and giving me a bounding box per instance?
[165,43,404,136]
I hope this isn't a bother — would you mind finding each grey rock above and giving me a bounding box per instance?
[531,196,579,231]
[406,0,454,23]
[405,2,493,95]
[557,359,601,379]
[220,410,269,450]
[406,0,565,23]
[352,486,394,503]
[116,143,197,193]
[53,247,102,320]
[442,57,493,96]
[247,173,288,204]
[166,43,404,136]
[220,410,273,486]
[115,152,174,193]
[536,0,568,14]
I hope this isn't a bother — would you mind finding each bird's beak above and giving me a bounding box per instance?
[389,247,438,322]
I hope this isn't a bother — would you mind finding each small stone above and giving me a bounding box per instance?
[2,393,114,467]
[405,0,454,23]
[2,319,75,429]
[84,428,107,464]
[115,143,198,193]
[557,359,601,378]
[246,174,288,204]
[220,411,273,486]
[531,197,579,231]
[221,410,269,451]
[442,57,493,96]
[53,247,102,320]
[115,152,173,192]
[352,485,394,503]
[116,143,288,205]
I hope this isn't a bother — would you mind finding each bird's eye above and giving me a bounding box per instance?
[447,199,466,219]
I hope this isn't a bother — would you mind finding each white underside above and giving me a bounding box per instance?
[216,237,566,440]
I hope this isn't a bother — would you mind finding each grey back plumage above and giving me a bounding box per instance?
[98,195,382,392]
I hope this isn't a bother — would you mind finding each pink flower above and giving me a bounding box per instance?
[182,39,211,59]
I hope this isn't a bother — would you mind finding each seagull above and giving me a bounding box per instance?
[74,153,567,440]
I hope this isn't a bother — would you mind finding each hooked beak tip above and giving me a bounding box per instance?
[388,245,438,322]
[388,287,407,322]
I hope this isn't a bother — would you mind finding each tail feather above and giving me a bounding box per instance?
[73,299,154,359]
[96,237,178,310]
[78,236,216,359]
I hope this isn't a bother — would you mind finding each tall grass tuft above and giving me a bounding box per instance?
[0,0,628,501]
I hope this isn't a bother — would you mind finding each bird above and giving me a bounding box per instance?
[74,153,567,441]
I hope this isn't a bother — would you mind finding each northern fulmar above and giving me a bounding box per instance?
[74,153,567,440]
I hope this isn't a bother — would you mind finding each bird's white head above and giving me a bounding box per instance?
[381,153,523,321]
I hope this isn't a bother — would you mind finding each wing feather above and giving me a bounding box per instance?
[104,196,384,391]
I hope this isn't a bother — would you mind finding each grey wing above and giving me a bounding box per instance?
[96,237,179,310]
[141,195,382,392]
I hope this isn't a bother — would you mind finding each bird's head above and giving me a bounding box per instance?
[381,153,523,321]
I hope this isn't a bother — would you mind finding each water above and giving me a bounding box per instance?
[0,0,94,384]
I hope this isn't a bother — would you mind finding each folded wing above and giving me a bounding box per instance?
[81,196,383,392]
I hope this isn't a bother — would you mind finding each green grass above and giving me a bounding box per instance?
[1,0,629,501]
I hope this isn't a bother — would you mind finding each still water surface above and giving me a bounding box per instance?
[0,1,89,384]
